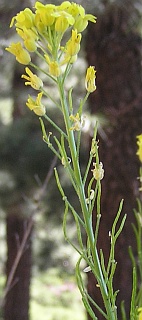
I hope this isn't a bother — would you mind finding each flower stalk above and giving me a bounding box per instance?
[5,2,130,319]
[57,75,117,319]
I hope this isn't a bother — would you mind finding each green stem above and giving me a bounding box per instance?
[42,88,61,110]
[29,61,57,83]
[57,76,117,320]
[43,114,68,140]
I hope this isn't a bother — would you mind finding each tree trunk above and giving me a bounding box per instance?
[85,3,142,319]
[3,42,33,320]
[4,206,32,320]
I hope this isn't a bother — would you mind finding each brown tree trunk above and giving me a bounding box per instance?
[85,3,142,319]
[4,206,32,320]
[3,44,33,320]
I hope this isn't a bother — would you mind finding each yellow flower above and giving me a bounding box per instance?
[10,8,35,29]
[52,8,74,32]
[44,54,61,77]
[74,14,97,32]
[21,67,43,90]
[35,2,55,11]
[85,66,96,93]
[57,1,72,11]
[26,92,46,116]
[56,2,84,31]
[62,29,81,65]
[16,27,38,52]
[61,53,77,65]
[35,3,55,27]
[65,29,81,57]
[91,162,104,180]
[5,42,31,65]
[49,61,60,77]
[64,2,85,19]
[136,134,142,163]
[60,2,96,32]
[55,15,69,33]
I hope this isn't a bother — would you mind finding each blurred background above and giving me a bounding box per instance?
[0,0,142,320]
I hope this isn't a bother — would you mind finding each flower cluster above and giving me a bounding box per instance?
[6,1,96,115]
[6,1,96,68]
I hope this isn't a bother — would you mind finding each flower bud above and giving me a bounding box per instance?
[85,66,96,93]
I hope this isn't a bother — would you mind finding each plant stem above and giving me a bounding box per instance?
[57,76,117,320]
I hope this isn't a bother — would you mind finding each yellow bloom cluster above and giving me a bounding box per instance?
[5,1,97,116]
[6,1,96,69]
[136,134,142,163]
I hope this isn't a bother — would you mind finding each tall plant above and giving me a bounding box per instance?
[5,2,142,319]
